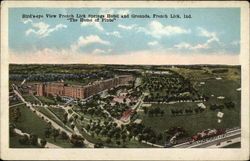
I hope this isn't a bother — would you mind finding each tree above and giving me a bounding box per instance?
[52,129,60,142]
[70,134,85,147]
[160,110,164,116]
[63,119,67,124]
[115,132,121,140]
[121,134,127,142]
[101,129,108,136]
[142,106,148,114]
[86,124,90,131]
[11,107,21,122]
[157,133,163,141]
[74,114,78,120]
[40,139,47,148]
[137,135,142,143]
[71,124,75,129]
[106,138,111,144]
[19,134,29,145]
[64,113,68,119]
[60,131,69,140]
[128,133,133,140]
[116,140,121,145]
[30,134,38,145]
[94,142,104,148]
[95,128,101,136]
[44,128,51,138]
[9,123,16,137]
[80,116,84,121]
[56,95,62,102]
[48,94,54,100]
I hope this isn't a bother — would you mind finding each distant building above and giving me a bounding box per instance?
[197,103,206,109]
[134,119,142,124]
[35,75,133,99]
[118,89,129,96]
[113,96,131,104]
[120,109,133,122]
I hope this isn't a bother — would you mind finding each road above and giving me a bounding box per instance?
[173,128,241,148]
[9,102,25,108]
[33,104,74,133]
[12,87,94,148]
[193,133,240,148]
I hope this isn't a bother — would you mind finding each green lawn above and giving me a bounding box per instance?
[10,105,51,138]
[36,96,57,105]
[140,103,239,136]
[10,134,41,148]
[139,79,241,138]
[76,121,153,148]
[10,105,73,148]
[33,106,70,131]
[23,95,40,104]
[48,107,66,121]
[73,105,108,122]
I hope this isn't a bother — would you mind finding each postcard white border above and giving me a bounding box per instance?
[1,1,249,160]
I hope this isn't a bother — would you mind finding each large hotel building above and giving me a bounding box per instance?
[36,75,133,99]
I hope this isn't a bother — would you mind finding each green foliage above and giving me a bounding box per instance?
[18,134,30,145]
[40,139,47,148]
[70,134,85,147]
[30,134,38,145]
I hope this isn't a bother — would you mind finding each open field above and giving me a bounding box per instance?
[9,64,241,148]
[9,105,73,148]
[139,67,240,143]
[23,95,40,104]
[32,106,69,130]
[10,105,50,137]
[139,101,240,137]
[36,96,57,105]
[48,107,67,121]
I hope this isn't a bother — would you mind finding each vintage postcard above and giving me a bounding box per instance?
[1,1,249,160]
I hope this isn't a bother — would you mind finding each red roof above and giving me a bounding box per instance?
[192,135,198,140]
[121,109,133,120]
[120,89,128,93]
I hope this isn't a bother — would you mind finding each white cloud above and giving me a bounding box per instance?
[138,21,191,38]
[92,49,112,54]
[81,22,104,31]
[23,19,32,24]
[10,49,239,65]
[117,24,137,30]
[174,42,209,50]
[174,28,220,50]
[24,19,67,38]
[191,43,210,50]
[174,42,192,49]
[71,35,110,52]
[105,31,121,38]
[197,27,219,43]
[148,41,159,46]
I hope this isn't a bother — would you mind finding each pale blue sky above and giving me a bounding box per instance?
[8,8,240,64]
